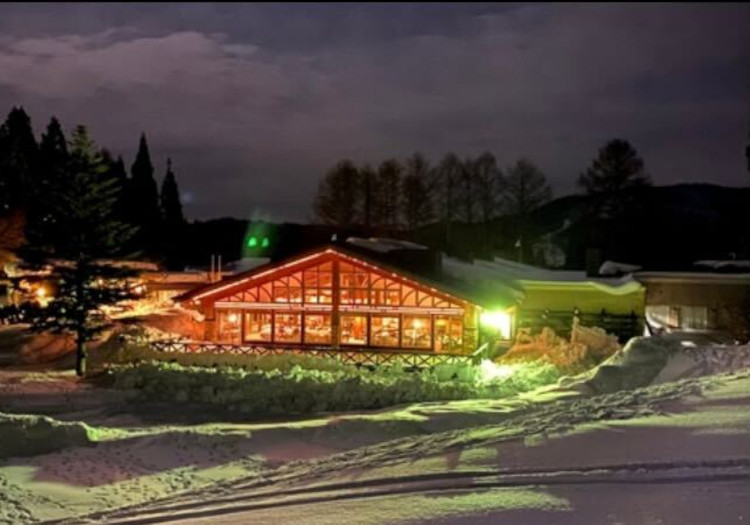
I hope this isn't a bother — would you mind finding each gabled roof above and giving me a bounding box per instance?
[174,245,495,307]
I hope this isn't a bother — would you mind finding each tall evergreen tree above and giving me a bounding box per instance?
[375,159,402,229]
[401,152,434,231]
[0,107,38,213]
[160,158,185,226]
[313,159,361,226]
[160,159,187,269]
[28,117,70,235]
[20,126,138,376]
[579,139,650,218]
[501,159,552,262]
[128,133,161,256]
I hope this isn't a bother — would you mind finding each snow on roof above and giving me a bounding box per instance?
[220,257,271,274]
[599,260,643,276]
[441,254,642,298]
[693,260,750,271]
[345,237,429,253]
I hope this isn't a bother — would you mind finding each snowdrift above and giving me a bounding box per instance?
[0,413,96,459]
[566,336,750,395]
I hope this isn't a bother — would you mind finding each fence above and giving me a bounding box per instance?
[517,308,642,342]
[149,340,474,369]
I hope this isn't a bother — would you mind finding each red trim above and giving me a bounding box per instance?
[180,247,471,309]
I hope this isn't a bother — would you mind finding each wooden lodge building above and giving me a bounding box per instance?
[176,239,646,355]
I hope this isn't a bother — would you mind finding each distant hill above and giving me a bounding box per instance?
[524,183,750,269]
[179,184,750,272]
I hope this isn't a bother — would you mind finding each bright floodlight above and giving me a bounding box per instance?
[480,310,512,339]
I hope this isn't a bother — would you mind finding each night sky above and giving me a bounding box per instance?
[1,3,748,222]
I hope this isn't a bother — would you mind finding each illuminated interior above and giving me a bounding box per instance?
[212,254,470,351]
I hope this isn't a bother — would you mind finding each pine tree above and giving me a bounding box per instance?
[28,117,70,235]
[375,159,402,230]
[313,159,361,226]
[128,133,161,256]
[401,152,434,231]
[20,126,138,376]
[501,159,552,262]
[579,139,650,219]
[0,107,38,213]
[160,159,187,269]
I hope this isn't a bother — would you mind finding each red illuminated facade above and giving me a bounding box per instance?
[179,247,480,354]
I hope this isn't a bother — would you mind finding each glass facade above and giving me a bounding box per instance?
[214,257,467,351]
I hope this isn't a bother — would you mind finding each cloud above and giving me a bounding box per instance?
[0,3,747,220]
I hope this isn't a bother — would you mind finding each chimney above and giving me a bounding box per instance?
[585,248,602,277]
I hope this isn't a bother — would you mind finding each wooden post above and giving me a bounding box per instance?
[331,258,340,350]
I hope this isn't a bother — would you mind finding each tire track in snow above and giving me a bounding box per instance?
[55,457,750,525]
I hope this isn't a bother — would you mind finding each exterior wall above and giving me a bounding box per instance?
[521,286,645,316]
[189,251,480,354]
[516,284,645,342]
[642,280,750,339]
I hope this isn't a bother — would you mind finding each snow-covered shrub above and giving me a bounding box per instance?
[108,359,562,416]
[499,324,621,374]
[0,413,96,458]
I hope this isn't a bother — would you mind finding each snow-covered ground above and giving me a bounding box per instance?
[1,341,750,524]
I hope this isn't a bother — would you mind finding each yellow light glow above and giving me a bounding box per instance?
[35,287,47,299]
[227,313,239,324]
[413,319,423,329]
[480,310,512,340]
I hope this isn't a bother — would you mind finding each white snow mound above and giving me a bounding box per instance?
[564,336,750,395]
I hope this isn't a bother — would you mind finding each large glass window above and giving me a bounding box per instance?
[434,316,463,352]
[274,313,302,343]
[341,314,368,345]
[402,315,431,349]
[217,309,242,343]
[244,312,272,342]
[304,314,332,344]
[370,316,400,347]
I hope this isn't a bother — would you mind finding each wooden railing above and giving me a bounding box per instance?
[517,308,643,342]
[149,340,474,368]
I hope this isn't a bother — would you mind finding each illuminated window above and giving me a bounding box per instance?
[244,312,272,342]
[434,316,463,352]
[341,314,367,345]
[261,237,270,248]
[217,309,242,343]
[247,236,258,247]
[274,313,302,343]
[304,314,332,344]
[370,316,400,347]
[403,315,431,349]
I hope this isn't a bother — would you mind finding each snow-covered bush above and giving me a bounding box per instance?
[108,360,562,416]
[0,413,96,458]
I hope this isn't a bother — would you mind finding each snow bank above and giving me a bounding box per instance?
[0,413,95,459]
[569,337,750,394]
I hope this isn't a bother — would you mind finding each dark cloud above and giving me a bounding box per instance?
[0,3,748,220]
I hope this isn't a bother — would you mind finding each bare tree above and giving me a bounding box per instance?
[375,159,402,230]
[401,152,435,231]
[313,159,361,226]
[500,159,552,262]
[434,153,462,249]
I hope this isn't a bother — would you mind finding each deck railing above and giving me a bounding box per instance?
[149,340,474,368]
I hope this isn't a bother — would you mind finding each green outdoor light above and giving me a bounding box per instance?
[261,237,270,248]
[247,236,258,248]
